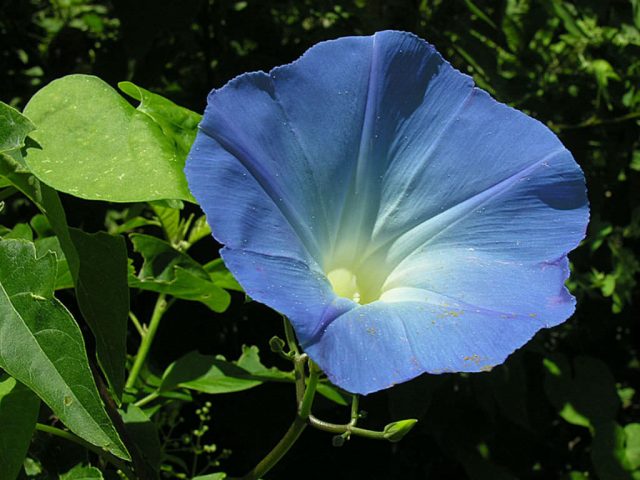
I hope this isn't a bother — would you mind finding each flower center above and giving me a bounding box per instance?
[327,268,361,303]
[326,266,382,304]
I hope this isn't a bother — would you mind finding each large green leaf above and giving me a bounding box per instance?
[129,233,230,312]
[23,75,193,202]
[0,240,129,460]
[68,228,129,398]
[0,152,128,399]
[0,374,40,480]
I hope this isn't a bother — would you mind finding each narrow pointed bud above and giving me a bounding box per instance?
[382,419,418,443]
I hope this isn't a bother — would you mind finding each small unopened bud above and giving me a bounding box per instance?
[332,435,346,447]
[382,419,418,443]
[269,336,286,353]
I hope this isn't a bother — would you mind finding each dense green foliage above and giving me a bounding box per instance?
[0,0,638,479]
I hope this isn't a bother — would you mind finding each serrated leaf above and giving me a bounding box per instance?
[0,375,40,480]
[23,75,193,202]
[130,234,230,312]
[59,465,104,480]
[0,239,129,460]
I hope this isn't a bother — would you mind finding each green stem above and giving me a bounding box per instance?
[126,293,169,389]
[134,391,160,408]
[36,423,134,478]
[240,349,320,480]
[283,316,299,355]
[240,417,308,480]
[293,353,307,404]
[307,416,388,441]
[128,311,144,337]
[298,361,319,418]
[350,394,359,426]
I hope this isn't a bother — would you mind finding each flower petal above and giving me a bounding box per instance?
[221,247,354,341]
[382,251,574,324]
[306,299,552,395]
[186,132,355,341]
[366,90,588,269]
[190,36,376,262]
[186,35,380,342]
[186,30,589,395]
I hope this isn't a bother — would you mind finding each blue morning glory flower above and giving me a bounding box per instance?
[185,31,589,395]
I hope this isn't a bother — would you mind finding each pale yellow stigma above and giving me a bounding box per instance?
[327,268,361,303]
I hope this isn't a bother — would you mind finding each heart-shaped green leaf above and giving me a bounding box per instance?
[23,75,194,202]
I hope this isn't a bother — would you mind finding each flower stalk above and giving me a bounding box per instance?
[240,344,319,480]
[239,319,415,480]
